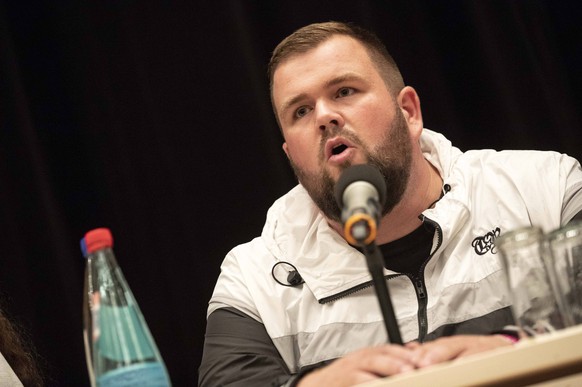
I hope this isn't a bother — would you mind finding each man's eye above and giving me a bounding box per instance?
[337,87,355,98]
[294,106,311,119]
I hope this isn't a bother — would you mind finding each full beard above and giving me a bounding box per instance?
[288,109,412,223]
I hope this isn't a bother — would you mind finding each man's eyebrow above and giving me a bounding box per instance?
[323,72,362,88]
[279,93,308,120]
[278,72,363,119]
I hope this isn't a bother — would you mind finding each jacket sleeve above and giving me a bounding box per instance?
[198,307,293,387]
[560,153,582,224]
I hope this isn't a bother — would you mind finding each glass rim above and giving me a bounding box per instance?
[548,221,582,245]
[496,225,543,249]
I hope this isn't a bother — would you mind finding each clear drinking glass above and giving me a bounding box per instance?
[547,221,582,326]
[497,226,569,335]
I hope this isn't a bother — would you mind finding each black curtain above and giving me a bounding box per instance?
[1,1,580,385]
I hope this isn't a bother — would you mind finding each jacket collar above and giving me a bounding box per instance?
[262,129,468,302]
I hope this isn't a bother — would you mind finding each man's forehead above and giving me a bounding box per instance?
[273,36,372,89]
[280,45,375,83]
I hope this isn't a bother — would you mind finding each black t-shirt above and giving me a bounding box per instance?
[379,222,435,276]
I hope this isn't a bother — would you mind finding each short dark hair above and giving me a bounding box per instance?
[268,21,405,105]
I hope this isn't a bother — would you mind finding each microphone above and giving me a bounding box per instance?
[334,164,387,246]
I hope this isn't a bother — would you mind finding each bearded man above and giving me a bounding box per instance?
[199,21,582,387]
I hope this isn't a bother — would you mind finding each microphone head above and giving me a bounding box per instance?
[334,164,387,208]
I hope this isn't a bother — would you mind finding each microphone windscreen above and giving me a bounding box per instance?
[334,164,387,207]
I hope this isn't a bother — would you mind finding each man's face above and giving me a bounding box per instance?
[272,35,412,222]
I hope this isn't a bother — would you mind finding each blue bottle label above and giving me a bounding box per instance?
[97,362,170,387]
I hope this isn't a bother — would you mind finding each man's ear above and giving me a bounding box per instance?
[282,142,290,159]
[397,86,423,139]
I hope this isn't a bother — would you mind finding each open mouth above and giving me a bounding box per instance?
[332,144,348,156]
[325,138,353,161]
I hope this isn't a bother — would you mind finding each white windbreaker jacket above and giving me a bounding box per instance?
[208,129,582,373]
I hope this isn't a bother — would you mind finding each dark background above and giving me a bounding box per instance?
[1,1,581,385]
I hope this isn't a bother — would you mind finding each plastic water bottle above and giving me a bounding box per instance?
[81,228,172,387]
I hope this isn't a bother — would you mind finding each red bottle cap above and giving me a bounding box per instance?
[83,228,114,254]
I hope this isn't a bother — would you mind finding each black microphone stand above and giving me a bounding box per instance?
[360,241,403,345]
[335,163,403,345]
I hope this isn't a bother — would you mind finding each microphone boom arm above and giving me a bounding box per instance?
[361,242,403,345]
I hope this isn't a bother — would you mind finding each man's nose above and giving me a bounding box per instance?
[315,101,344,131]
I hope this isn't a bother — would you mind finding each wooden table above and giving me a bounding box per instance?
[358,324,582,386]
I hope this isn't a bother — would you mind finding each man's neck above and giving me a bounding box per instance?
[329,159,443,245]
[375,159,443,244]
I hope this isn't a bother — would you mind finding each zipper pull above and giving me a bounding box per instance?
[415,278,426,299]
